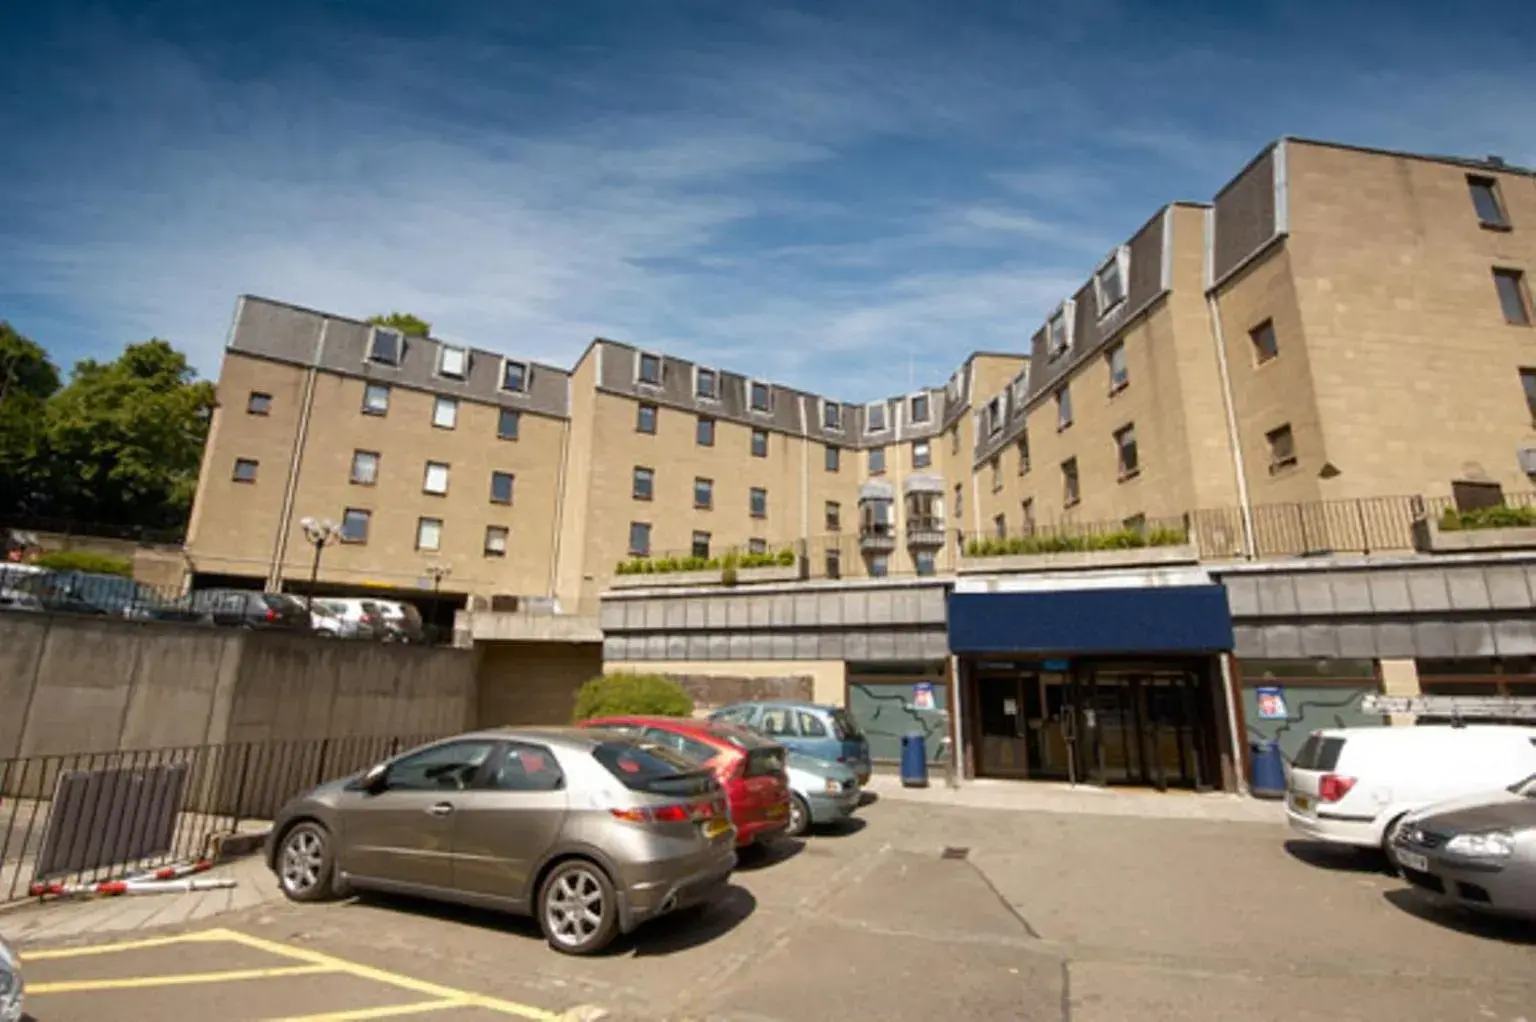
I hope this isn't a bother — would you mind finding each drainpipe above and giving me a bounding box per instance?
[1205,293,1257,559]
[548,413,571,606]
[268,321,328,592]
[799,397,810,545]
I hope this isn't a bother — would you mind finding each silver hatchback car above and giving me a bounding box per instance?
[266,727,738,954]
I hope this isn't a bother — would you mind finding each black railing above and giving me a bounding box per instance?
[0,733,446,903]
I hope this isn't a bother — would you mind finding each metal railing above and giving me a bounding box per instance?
[2,515,186,546]
[0,732,445,903]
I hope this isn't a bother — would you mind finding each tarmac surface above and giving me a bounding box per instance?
[10,792,1536,1021]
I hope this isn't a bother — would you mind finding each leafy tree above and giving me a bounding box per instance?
[367,312,432,336]
[571,673,694,722]
[0,322,61,513]
[41,340,216,531]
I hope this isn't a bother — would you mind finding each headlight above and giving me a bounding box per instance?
[1445,830,1516,859]
[824,778,841,795]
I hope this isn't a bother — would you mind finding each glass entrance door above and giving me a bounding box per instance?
[976,673,1031,777]
[1079,669,1205,789]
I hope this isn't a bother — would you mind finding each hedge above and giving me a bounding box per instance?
[1438,505,1536,531]
[572,673,694,721]
[614,546,797,575]
[32,551,135,577]
[964,526,1188,558]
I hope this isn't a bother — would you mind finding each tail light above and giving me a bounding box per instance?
[1318,774,1356,803]
[610,798,724,825]
[265,607,278,622]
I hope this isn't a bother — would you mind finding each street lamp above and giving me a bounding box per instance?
[423,562,452,645]
[299,516,342,611]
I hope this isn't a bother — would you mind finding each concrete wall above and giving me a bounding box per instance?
[605,659,838,709]
[477,641,603,727]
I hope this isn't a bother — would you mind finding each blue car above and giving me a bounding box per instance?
[709,701,873,786]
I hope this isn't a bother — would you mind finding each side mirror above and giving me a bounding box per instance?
[361,762,389,793]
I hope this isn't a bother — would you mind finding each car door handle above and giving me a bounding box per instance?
[427,802,454,816]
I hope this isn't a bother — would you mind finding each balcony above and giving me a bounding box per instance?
[859,522,897,554]
[906,516,946,548]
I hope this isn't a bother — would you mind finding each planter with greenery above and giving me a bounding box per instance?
[32,550,135,577]
[1412,504,1536,553]
[959,526,1196,572]
[610,547,799,587]
[572,672,694,722]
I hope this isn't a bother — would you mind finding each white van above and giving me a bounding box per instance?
[1286,724,1536,856]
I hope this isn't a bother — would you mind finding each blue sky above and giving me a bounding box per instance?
[2,0,1533,401]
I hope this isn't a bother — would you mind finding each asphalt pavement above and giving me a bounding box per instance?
[12,795,1536,1021]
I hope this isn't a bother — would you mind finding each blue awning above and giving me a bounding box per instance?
[947,585,1234,655]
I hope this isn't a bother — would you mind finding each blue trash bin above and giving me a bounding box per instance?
[900,733,929,788]
[1249,739,1286,799]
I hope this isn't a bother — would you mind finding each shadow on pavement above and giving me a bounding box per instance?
[1382,888,1536,945]
[733,837,805,871]
[812,817,867,838]
[1283,839,1388,874]
[624,883,757,957]
[858,791,880,807]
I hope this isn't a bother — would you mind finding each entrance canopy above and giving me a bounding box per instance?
[947,585,1234,655]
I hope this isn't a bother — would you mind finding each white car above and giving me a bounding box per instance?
[0,933,22,1022]
[1286,724,1536,860]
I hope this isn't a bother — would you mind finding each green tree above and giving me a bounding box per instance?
[571,673,694,722]
[367,312,432,336]
[0,322,62,513]
[41,340,216,531]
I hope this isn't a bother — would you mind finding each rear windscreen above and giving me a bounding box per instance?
[745,746,786,778]
[593,741,716,796]
[1293,735,1345,772]
[830,709,863,740]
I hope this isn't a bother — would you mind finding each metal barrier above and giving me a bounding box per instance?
[0,732,446,903]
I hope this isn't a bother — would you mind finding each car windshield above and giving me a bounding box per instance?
[592,740,713,796]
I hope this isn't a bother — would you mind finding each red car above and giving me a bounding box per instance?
[581,716,791,848]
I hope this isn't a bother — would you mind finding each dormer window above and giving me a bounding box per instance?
[501,359,528,393]
[866,402,888,433]
[987,396,1003,436]
[637,352,662,387]
[368,327,403,366]
[1094,246,1130,316]
[437,345,468,379]
[1010,372,1028,413]
[909,393,930,424]
[749,380,772,413]
[1047,302,1075,360]
[695,367,719,400]
[822,400,843,431]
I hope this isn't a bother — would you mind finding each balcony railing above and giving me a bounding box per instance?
[905,516,946,547]
[858,522,897,553]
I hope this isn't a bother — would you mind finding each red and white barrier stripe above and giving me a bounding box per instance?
[30,858,220,899]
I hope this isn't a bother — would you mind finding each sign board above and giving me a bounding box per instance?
[1255,686,1288,720]
[1043,658,1071,672]
[912,682,936,711]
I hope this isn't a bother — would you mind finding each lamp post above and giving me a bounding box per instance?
[423,562,452,644]
[299,516,342,611]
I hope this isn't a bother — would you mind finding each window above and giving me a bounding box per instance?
[751,428,768,457]
[636,402,657,434]
[912,440,931,469]
[909,393,930,423]
[1047,304,1073,359]
[868,446,886,474]
[1115,423,1140,479]
[1249,319,1280,363]
[232,457,258,483]
[1021,497,1035,533]
[694,367,718,400]
[915,551,936,577]
[497,407,520,440]
[490,471,515,505]
[1468,175,1509,228]
[1521,369,1536,422]
[500,359,527,393]
[488,743,566,792]
[1056,386,1073,430]
[247,392,272,415]
[691,531,711,559]
[694,477,713,509]
[825,547,842,579]
[432,395,458,429]
[423,461,450,496]
[381,740,495,792]
[749,381,771,413]
[1017,432,1031,475]
[866,402,888,433]
[951,425,960,456]
[822,401,843,431]
[825,501,841,531]
[993,513,1007,538]
[628,522,651,556]
[862,498,893,535]
[416,517,442,552]
[748,538,767,555]
[362,383,390,415]
[633,466,654,501]
[367,327,403,366]
[1061,458,1080,507]
[798,710,829,738]
[953,483,963,520]
[341,508,371,543]
[438,346,468,379]
[987,396,1003,436]
[350,450,380,485]
[825,445,840,472]
[1107,343,1129,392]
[1011,372,1028,412]
[484,525,508,557]
[1266,423,1297,473]
[1494,268,1532,325]
[990,456,1002,492]
[1095,247,1129,314]
[869,554,889,578]
[750,487,767,518]
[637,352,662,387]
[696,416,715,447]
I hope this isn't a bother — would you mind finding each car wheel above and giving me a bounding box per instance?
[539,860,619,955]
[786,794,811,838]
[277,822,339,903]
[1381,814,1409,875]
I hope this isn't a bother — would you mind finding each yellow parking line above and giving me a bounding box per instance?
[22,930,224,961]
[28,963,335,995]
[262,1000,468,1021]
[205,929,564,1021]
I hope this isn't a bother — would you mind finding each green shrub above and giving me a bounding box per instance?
[33,551,134,577]
[963,526,1188,559]
[613,546,798,575]
[572,673,694,722]
[1439,505,1536,532]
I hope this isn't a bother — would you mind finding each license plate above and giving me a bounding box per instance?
[766,801,788,819]
[1397,850,1429,873]
[702,818,731,839]
[1290,793,1311,812]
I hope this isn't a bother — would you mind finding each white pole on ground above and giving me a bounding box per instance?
[1219,654,1249,797]
[946,654,964,789]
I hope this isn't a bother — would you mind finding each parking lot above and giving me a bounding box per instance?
[15,796,1536,1021]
